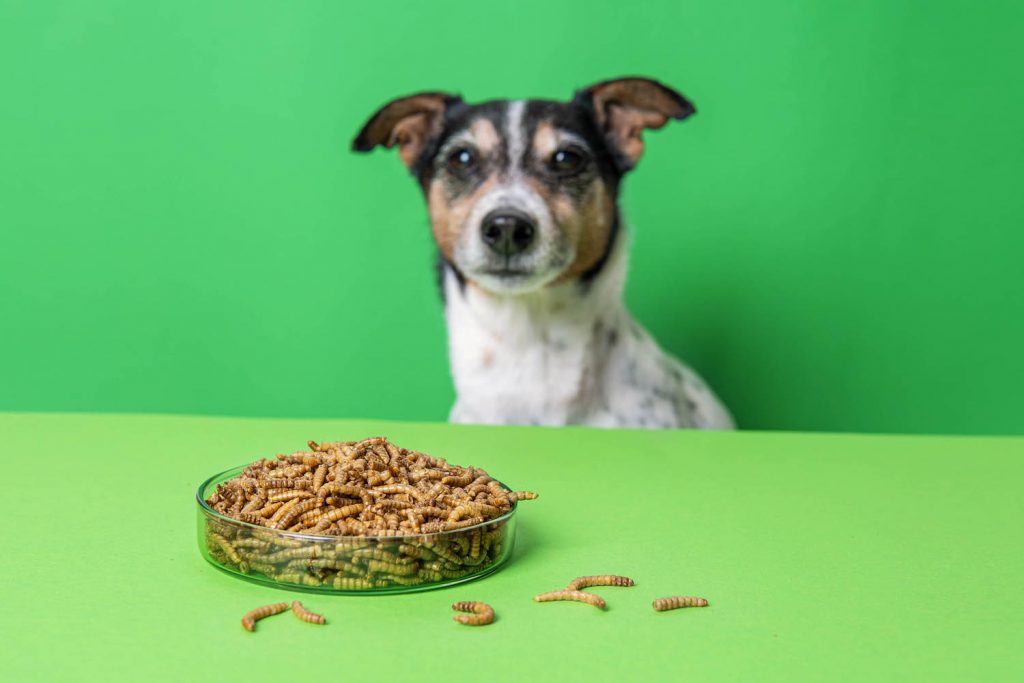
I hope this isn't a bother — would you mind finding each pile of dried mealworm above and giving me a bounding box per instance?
[203,437,537,590]
[206,436,536,536]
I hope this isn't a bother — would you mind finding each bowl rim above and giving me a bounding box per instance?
[196,464,519,542]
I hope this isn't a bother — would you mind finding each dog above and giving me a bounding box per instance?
[353,77,734,429]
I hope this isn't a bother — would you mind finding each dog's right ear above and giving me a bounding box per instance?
[352,92,462,168]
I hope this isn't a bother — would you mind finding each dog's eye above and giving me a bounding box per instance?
[446,147,477,174]
[549,147,585,174]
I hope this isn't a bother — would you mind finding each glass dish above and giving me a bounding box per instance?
[196,465,518,594]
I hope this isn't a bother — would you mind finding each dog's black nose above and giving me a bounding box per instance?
[481,209,536,256]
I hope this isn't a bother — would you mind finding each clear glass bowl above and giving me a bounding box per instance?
[196,465,518,594]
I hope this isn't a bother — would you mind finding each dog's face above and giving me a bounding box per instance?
[353,78,694,294]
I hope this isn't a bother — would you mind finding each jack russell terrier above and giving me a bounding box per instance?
[354,77,734,429]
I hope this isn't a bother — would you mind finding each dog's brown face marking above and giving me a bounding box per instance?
[524,120,616,283]
[353,78,695,294]
[470,118,501,156]
[428,174,496,263]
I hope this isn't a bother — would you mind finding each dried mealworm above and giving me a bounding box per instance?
[533,590,606,609]
[366,559,417,576]
[268,497,300,525]
[232,537,271,550]
[267,489,313,503]
[312,464,328,491]
[652,596,709,611]
[257,500,283,518]
[241,602,289,631]
[263,478,309,489]
[272,499,319,529]
[413,505,448,518]
[264,545,321,562]
[376,498,414,511]
[370,484,423,501]
[295,507,326,526]
[291,601,326,625]
[209,532,243,565]
[398,544,433,559]
[442,472,473,487]
[316,482,369,504]
[442,516,485,532]
[237,512,266,526]
[275,571,323,587]
[452,601,495,626]
[352,547,413,562]
[446,504,479,522]
[310,504,364,531]
[405,509,423,532]
[566,575,635,591]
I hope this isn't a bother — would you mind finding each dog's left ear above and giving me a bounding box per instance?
[352,91,462,168]
[574,77,695,171]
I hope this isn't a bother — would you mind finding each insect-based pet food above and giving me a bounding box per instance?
[451,601,495,626]
[533,590,606,609]
[241,602,289,631]
[652,596,709,611]
[566,575,635,591]
[291,601,326,625]
[202,437,537,591]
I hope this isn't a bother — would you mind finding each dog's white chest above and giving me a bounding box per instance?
[441,255,735,430]
[445,287,596,425]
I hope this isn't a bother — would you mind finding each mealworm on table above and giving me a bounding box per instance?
[452,601,495,626]
[241,602,289,631]
[533,590,606,609]
[566,575,635,591]
[291,601,326,625]
[653,596,709,611]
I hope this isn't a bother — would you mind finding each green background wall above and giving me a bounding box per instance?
[1,0,1022,434]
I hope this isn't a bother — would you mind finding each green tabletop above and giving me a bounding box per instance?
[2,413,1021,681]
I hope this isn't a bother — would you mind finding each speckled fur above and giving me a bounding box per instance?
[444,230,734,429]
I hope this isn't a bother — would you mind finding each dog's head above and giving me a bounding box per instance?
[353,77,694,294]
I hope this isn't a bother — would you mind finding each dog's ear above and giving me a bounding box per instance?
[574,77,694,170]
[352,92,462,168]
